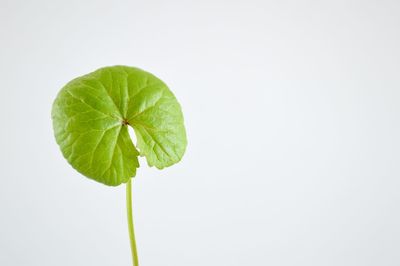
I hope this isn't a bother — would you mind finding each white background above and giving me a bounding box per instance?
[1,0,400,265]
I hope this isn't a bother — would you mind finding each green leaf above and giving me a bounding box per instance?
[52,66,187,186]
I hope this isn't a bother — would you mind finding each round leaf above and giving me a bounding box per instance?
[52,66,187,186]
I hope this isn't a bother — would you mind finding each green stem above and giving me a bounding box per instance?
[126,179,139,266]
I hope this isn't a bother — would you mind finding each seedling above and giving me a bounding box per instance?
[52,66,187,266]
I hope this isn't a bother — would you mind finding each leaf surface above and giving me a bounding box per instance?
[52,66,187,186]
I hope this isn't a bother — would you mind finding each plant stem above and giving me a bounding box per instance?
[126,179,139,266]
